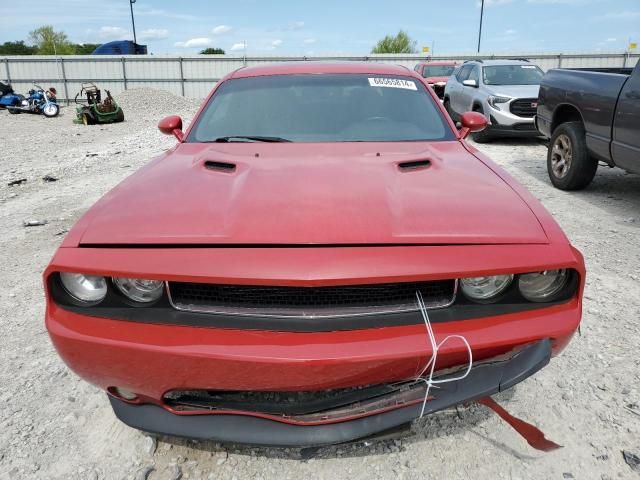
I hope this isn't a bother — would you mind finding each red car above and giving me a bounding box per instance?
[414,61,459,99]
[45,62,584,447]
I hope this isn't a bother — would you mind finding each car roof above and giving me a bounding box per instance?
[415,61,459,67]
[466,59,533,66]
[230,61,413,79]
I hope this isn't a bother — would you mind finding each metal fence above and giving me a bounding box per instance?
[3,52,638,101]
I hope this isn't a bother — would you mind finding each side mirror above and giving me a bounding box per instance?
[459,111,488,139]
[462,79,478,88]
[158,115,184,142]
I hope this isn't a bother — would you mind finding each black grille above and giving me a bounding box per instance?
[168,279,456,317]
[510,98,538,118]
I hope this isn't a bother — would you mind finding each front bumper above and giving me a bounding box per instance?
[488,121,541,137]
[109,339,551,447]
[485,103,538,136]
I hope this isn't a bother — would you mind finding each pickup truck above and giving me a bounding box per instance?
[536,59,640,190]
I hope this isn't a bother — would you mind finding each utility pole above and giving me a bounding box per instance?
[129,0,138,45]
[477,0,485,53]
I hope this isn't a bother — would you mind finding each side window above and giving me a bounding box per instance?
[468,66,480,84]
[456,65,472,82]
[422,66,429,77]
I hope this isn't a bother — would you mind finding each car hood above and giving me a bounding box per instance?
[425,76,451,85]
[78,142,548,246]
[485,84,540,99]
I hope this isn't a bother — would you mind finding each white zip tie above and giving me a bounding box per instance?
[415,291,474,418]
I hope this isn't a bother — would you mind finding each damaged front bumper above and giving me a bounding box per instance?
[109,339,551,447]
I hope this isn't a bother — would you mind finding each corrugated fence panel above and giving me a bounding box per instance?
[182,57,242,79]
[65,80,126,99]
[125,58,181,81]
[3,53,638,101]
[8,58,62,81]
[64,58,123,80]
[184,81,217,98]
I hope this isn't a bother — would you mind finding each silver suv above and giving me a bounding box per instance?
[444,59,544,142]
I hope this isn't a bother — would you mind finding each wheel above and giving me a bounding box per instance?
[547,121,598,190]
[471,106,492,143]
[42,103,59,118]
[8,107,20,114]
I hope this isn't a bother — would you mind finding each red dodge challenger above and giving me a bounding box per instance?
[45,62,584,447]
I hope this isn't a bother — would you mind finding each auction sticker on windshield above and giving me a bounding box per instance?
[368,78,417,90]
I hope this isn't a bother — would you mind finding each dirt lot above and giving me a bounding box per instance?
[1,90,639,480]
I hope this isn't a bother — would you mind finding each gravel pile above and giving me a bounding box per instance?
[0,98,639,479]
[116,88,202,124]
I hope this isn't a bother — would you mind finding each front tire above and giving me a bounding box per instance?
[471,106,492,143]
[547,121,597,190]
[42,103,59,118]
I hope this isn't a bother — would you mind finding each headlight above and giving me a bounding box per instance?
[487,95,511,109]
[59,272,107,303]
[113,277,164,303]
[460,274,513,301]
[518,270,569,302]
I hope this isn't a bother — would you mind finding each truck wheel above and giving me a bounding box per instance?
[547,121,598,190]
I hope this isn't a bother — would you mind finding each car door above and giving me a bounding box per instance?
[612,61,640,173]
[451,65,472,114]
[459,65,480,113]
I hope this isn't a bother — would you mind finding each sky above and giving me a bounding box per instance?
[0,0,638,55]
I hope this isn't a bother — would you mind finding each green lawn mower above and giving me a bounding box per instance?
[74,83,124,125]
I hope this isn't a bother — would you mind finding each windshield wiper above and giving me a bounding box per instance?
[208,135,292,143]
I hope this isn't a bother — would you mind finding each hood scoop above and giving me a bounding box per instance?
[398,159,431,171]
[204,160,236,172]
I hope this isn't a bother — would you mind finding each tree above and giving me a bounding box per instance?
[371,30,417,54]
[0,41,37,55]
[28,25,75,55]
[199,47,225,55]
[73,43,101,55]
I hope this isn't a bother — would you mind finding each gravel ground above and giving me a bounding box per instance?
[0,89,639,480]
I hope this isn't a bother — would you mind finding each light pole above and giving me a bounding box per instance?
[129,0,137,45]
[477,0,485,53]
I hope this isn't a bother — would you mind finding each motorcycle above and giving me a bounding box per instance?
[7,83,59,118]
[0,81,23,109]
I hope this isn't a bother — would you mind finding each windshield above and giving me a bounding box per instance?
[188,74,454,143]
[422,66,456,78]
[482,65,544,85]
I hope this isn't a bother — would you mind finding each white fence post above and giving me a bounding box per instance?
[4,58,10,83]
[121,57,128,90]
